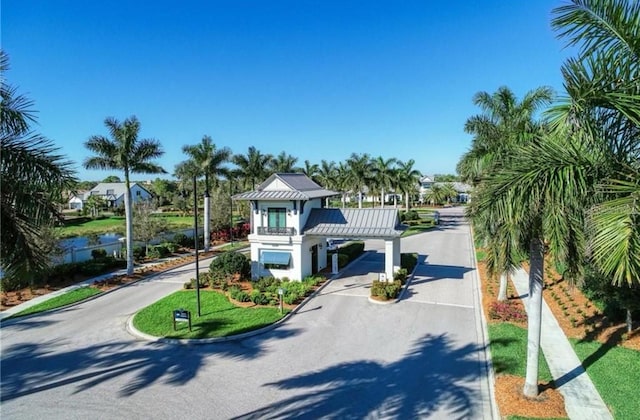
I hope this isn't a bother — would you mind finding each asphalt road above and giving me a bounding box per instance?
[1,207,495,419]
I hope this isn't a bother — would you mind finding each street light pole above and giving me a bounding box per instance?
[193,175,201,317]
[229,179,234,248]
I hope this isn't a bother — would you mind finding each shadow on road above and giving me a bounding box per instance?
[410,264,474,284]
[234,333,484,419]
[0,327,301,402]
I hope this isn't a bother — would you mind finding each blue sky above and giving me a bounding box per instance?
[3,0,572,181]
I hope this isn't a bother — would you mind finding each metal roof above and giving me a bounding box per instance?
[233,173,338,201]
[303,208,406,238]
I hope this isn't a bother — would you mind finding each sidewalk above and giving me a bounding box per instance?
[510,268,612,420]
[0,243,245,321]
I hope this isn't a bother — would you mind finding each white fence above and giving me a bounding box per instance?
[57,227,203,265]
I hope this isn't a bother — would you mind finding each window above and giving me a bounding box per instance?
[260,251,291,269]
[136,190,142,197]
[106,189,114,195]
[268,208,286,228]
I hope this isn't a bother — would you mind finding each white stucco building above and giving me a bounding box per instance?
[233,173,406,281]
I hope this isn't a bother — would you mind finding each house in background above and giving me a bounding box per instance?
[233,173,406,281]
[418,175,472,204]
[68,182,153,209]
[68,191,88,210]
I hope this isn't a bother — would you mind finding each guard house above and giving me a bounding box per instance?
[233,173,406,281]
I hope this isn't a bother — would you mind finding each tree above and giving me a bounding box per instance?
[270,151,299,173]
[346,153,372,208]
[440,183,458,204]
[316,160,337,207]
[102,175,121,183]
[180,135,231,251]
[371,156,397,208]
[148,177,175,207]
[132,201,167,255]
[460,85,553,398]
[460,85,553,309]
[0,50,76,287]
[84,116,166,275]
[232,146,272,190]
[396,159,421,211]
[84,194,105,218]
[301,160,320,182]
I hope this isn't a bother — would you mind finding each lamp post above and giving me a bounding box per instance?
[193,175,201,317]
[229,179,234,248]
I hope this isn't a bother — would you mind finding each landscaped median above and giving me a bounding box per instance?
[7,286,103,319]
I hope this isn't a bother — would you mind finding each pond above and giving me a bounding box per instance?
[60,233,123,249]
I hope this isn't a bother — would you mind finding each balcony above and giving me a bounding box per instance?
[257,226,296,236]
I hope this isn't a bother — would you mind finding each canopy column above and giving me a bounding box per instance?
[384,237,401,280]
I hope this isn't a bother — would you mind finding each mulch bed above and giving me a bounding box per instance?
[479,257,640,418]
[1,251,220,311]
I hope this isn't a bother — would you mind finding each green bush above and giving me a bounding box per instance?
[172,233,192,248]
[209,251,250,279]
[394,268,408,284]
[371,280,403,300]
[183,281,193,289]
[401,253,418,272]
[254,276,281,292]
[340,241,365,261]
[229,286,250,302]
[327,253,350,268]
[162,242,179,253]
[147,244,171,260]
[250,290,269,305]
[91,248,107,260]
[400,210,419,221]
[188,276,209,289]
[283,292,300,305]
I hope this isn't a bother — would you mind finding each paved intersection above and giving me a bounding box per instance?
[1,207,495,419]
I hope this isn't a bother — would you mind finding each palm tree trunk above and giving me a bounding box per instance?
[405,192,410,212]
[627,308,633,334]
[498,272,508,301]
[524,237,544,397]
[124,173,134,276]
[380,189,385,208]
[358,191,363,209]
[203,194,210,252]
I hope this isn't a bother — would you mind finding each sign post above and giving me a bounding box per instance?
[277,288,285,314]
[331,253,338,274]
[173,309,192,332]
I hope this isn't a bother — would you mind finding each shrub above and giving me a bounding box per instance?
[488,301,527,323]
[229,286,250,302]
[172,233,192,248]
[340,241,365,261]
[162,242,179,253]
[401,253,418,272]
[250,290,269,305]
[394,268,408,284]
[327,253,350,268]
[254,276,281,292]
[283,292,300,305]
[209,251,250,279]
[91,248,107,260]
[183,281,193,289]
[371,280,402,300]
[303,276,321,287]
[400,210,420,221]
[189,276,209,289]
[147,244,171,259]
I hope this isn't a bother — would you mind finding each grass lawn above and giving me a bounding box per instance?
[488,323,554,382]
[133,290,287,339]
[571,339,640,420]
[402,224,436,237]
[58,215,195,238]
[9,286,102,318]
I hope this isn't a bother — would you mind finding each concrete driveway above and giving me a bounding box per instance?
[1,207,495,419]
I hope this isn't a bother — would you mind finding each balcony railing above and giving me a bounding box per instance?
[257,226,296,236]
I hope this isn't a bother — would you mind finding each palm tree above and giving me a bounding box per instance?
[270,151,299,173]
[84,116,166,275]
[180,136,231,252]
[232,146,272,190]
[335,162,351,208]
[346,153,372,208]
[459,85,553,398]
[317,160,337,206]
[440,183,458,205]
[301,160,320,182]
[396,159,421,212]
[1,51,76,285]
[371,156,397,208]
